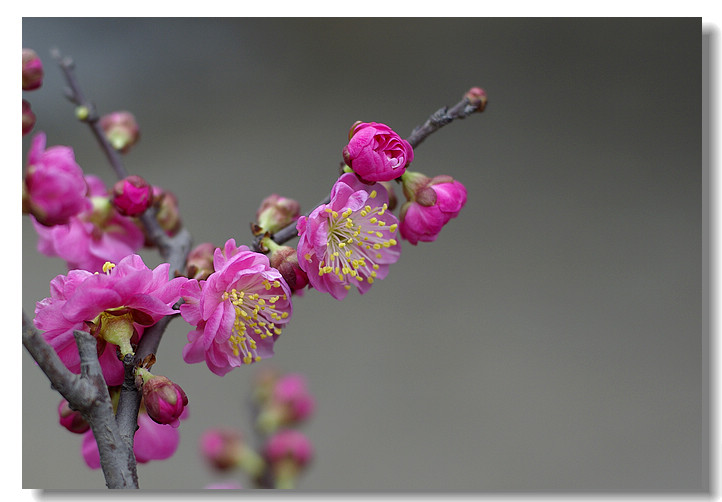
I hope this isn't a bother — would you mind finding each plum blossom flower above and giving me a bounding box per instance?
[33,254,189,386]
[342,121,414,183]
[296,173,401,300]
[264,429,314,488]
[179,239,293,376]
[399,171,467,245]
[31,174,145,272]
[82,408,189,468]
[23,132,91,226]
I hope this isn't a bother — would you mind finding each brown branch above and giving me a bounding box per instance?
[48,48,194,484]
[22,312,138,488]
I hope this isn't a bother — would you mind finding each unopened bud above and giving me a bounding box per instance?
[153,187,182,237]
[267,242,309,294]
[255,194,301,235]
[464,86,488,112]
[186,242,216,280]
[100,111,140,153]
[22,49,43,91]
[58,399,90,434]
[264,430,314,489]
[22,99,36,136]
[112,175,153,217]
[139,371,188,428]
[200,428,265,477]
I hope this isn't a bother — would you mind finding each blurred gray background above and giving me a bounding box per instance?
[21,18,704,491]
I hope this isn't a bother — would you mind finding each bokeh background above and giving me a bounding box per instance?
[21,18,704,491]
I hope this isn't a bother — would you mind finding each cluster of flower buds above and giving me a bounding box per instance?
[22,48,43,136]
[198,368,315,489]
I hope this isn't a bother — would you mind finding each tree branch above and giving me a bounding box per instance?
[22,312,138,488]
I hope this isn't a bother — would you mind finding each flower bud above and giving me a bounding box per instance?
[112,175,153,217]
[22,48,43,91]
[22,99,36,136]
[256,373,315,434]
[399,171,467,245]
[267,242,309,294]
[464,86,488,112]
[200,428,265,477]
[153,187,182,237]
[186,242,216,280]
[264,429,314,489]
[140,372,188,428]
[99,111,140,153]
[58,399,90,434]
[256,194,301,234]
[342,121,414,183]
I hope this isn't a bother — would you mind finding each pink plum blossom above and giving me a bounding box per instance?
[23,132,91,226]
[296,172,401,300]
[179,239,293,376]
[31,174,145,272]
[33,254,189,386]
[399,172,467,245]
[342,121,414,183]
[82,409,188,468]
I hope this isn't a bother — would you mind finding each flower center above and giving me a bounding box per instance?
[317,190,398,290]
[222,283,289,364]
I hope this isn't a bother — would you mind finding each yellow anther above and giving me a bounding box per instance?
[369,190,377,198]
[102,262,116,274]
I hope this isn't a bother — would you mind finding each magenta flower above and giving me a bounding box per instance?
[111,175,153,217]
[399,172,468,245]
[179,239,293,376]
[342,121,414,183]
[296,173,401,300]
[33,254,189,385]
[82,409,188,468]
[23,132,91,226]
[31,174,145,272]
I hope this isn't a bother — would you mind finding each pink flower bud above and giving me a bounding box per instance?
[269,245,309,294]
[186,242,216,280]
[464,86,488,112]
[200,428,245,471]
[99,111,140,153]
[22,48,43,91]
[256,194,301,234]
[399,171,467,245]
[342,121,414,183]
[152,186,182,237]
[273,374,315,422]
[142,375,188,427]
[112,175,153,217]
[265,429,314,468]
[22,99,36,136]
[57,399,90,434]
